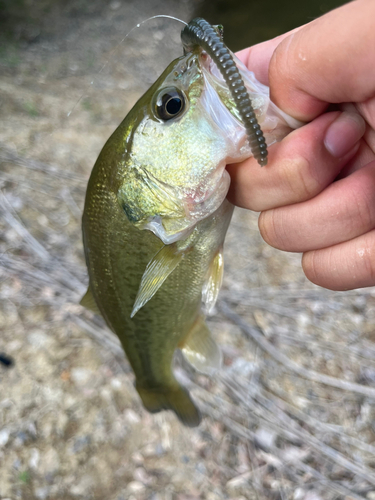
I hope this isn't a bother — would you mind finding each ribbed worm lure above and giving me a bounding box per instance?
[181,18,268,166]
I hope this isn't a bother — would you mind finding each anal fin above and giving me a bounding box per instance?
[202,246,224,314]
[131,243,183,318]
[80,287,101,316]
[180,315,222,374]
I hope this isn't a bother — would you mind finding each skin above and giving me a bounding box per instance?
[228,0,375,291]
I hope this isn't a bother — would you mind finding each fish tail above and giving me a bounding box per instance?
[136,383,201,427]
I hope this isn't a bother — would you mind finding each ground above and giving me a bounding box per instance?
[1,1,375,499]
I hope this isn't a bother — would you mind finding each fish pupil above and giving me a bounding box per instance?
[166,97,182,115]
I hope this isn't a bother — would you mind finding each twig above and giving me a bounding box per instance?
[261,383,375,457]
[0,191,85,294]
[199,398,366,500]
[219,301,375,399]
[219,372,375,486]
[0,143,86,183]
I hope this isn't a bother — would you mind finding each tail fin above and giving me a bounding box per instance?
[136,383,201,427]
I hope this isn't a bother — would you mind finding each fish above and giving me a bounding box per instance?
[81,19,300,426]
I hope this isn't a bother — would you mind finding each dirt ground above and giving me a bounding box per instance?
[1,1,375,499]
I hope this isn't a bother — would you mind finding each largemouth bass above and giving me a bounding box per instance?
[81,19,300,426]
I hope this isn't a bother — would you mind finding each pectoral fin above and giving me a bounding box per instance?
[80,287,102,316]
[131,244,183,318]
[202,247,224,314]
[180,315,222,374]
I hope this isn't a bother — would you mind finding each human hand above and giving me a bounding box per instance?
[228,0,375,291]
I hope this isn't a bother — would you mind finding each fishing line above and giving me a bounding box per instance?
[67,15,187,118]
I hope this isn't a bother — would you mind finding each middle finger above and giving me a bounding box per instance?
[227,111,365,212]
[259,159,375,253]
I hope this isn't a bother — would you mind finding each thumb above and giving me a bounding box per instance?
[269,0,375,121]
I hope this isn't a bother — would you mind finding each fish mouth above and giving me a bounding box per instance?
[144,169,230,245]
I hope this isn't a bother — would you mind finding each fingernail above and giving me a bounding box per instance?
[324,112,366,158]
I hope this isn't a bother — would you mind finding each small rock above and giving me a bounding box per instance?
[293,489,305,500]
[27,330,53,348]
[153,30,164,41]
[228,357,256,378]
[131,452,144,465]
[35,487,49,500]
[149,494,163,500]
[29,448,40,469]
[142,443,157,457]
[71,368,94,387]
[126,481,146,494]
[359,367,375,384]
[111,377,122,389]
[297,312,310,329]
[110,0,121,10]
[0,429,10,447]
[206,493,224,500]
[195,462,206,475]
[304,492,323,500]
[100,387,112,402]
[40,447,60,476]
[134,467,152,485]
[124,409,141,424]
[367,493,375,500]
[55,412,69,436]
[70,475,94,496]
[281,446,310,463]
[254,427,277,451]
[14,431,29,448]
[171,471,187,489]
[226,475,249,497]
[13,458,22,470]
[7,339,23,352]
[72,435,91,453]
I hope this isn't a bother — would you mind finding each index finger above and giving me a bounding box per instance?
[236,27,303,86]
[268,0,375,121]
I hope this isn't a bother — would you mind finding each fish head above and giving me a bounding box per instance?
[115,47,296,245]
[114,50,253,245]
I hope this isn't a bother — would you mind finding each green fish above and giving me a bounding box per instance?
[81,19,299,426]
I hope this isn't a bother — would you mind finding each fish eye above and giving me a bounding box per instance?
[154,87,186,121]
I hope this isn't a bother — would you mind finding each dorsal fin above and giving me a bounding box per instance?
[179,315,222,374]
[202,247,224,314]
[80,287,102,316]
[131,244,183,318]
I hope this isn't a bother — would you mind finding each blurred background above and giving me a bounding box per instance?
[3,1,375,499]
